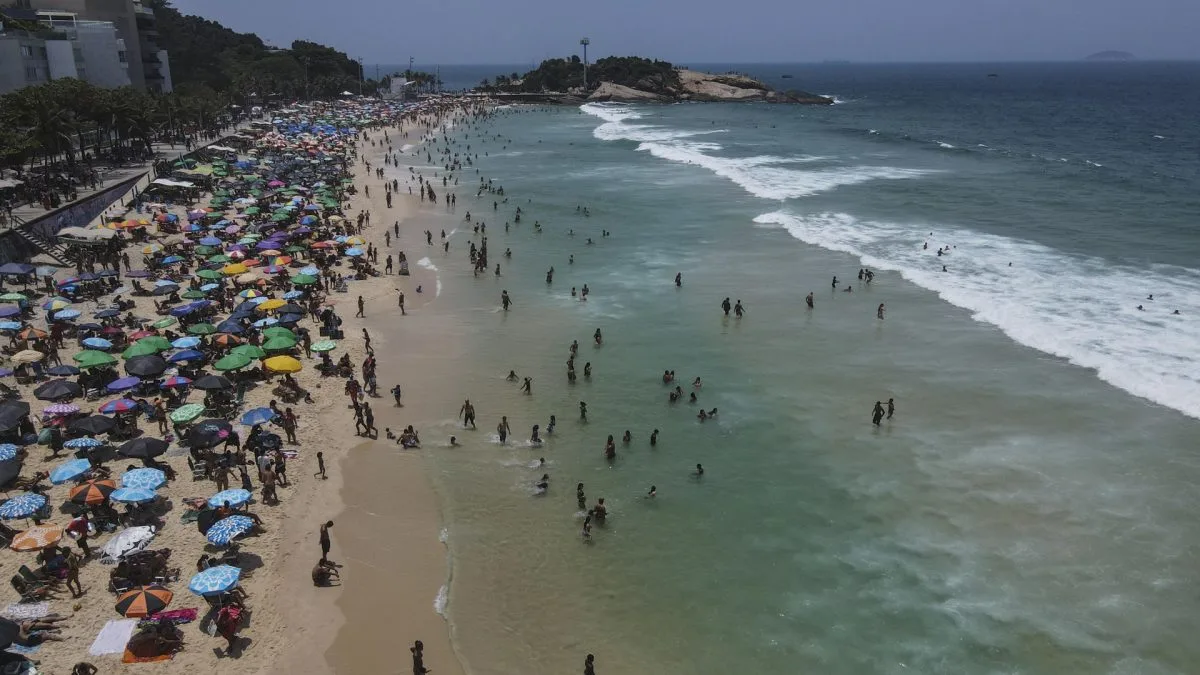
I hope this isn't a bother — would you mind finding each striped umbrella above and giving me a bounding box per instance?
[69,479,116,506]
[0,444,17,461]
[207,489,251,509]
[110,487,157,504]
[114,585,173,617]
[120,468,166,491]
[50,458,91,485]
[0,493,46,520]
[206,515,254,546]
[188,565,241,596]
[160,375,192,389]
[10,524,63,551]
[99,398,138,414]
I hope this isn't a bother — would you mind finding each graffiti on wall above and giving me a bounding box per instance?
[28,173,146,241]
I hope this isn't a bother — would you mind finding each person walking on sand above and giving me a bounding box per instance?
[356,295,365,318]
[584,653,596,675]
[363,328,372,354]
[315,451,327,480]
[497,416,510,444]
[460,400,477,428]
[398,290,406,315]
[872,401,885,426]
[319,521,334,563]
[364,403,378,438]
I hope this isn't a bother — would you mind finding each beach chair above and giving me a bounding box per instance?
[18,565,52,586]
[10,575,52,602]
[188,457,208,481]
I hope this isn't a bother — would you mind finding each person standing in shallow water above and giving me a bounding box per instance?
[877,303,885,320]
[887,397,895,419]
[501,290,512,310]
[806,292,814,309]
[872,401,885,426]
[497,416,510,444]
[721,297,731,315]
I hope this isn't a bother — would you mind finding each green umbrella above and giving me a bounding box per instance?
[152,317,177,329]
[0,292,27,302]
[196,269,222,280]
[230,344,266,360]
[262,327,295,340]
[208,255,232,264]
[187,323,217,336]
[194,246,216,256]
[122,341,161,359]
[136,336,172,352]
[243,207,261,215]
[182,290,207,299]
[290,274,317,286]
[74,349,117,368]
[270,212,291,222]
[285,245,306,253]
[261,335,296,351]
[310,340,337,352]
[214,352,251,371]
[168,403,205,424]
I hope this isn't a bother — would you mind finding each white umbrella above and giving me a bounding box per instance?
[99,525,157,564]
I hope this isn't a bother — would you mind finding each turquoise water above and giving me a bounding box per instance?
[383,64,1200,675]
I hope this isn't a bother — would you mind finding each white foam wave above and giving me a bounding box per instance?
[935,141,956,149]
[434,584,448,617]
[416,257,442,297]
[753,210,1200,419]
[582,103,929,200]
[819,94,849,104]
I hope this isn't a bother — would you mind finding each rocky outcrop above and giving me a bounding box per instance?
[587,82,671,103]
[586,68,832,105]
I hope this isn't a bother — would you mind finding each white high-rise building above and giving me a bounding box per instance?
[0,10,131,93]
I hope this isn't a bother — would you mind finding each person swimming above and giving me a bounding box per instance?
[535,473,549,494]
[622,430,631,444]
[694,463,704,477]
[646,485,657,498]
[449,436,458,447]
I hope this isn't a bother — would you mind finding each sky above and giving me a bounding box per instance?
[171,0,1200,66]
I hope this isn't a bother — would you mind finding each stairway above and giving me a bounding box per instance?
[10,217,74,266]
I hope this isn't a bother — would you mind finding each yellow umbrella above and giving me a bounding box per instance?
[222,263,249,276]
[11,524,63,552]
[11,349,44,364]
[263,355,302,373]
[345,236,365,245]
[328,215,344,222]
[142,244,163,254]
[256,298,285,312]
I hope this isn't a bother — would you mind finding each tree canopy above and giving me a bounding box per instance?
[488,56,679,94]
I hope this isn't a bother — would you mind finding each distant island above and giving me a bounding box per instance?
[1085,51,1136,61]
[480,56,833,105]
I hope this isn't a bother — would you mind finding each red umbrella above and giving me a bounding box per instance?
[129,330,156,340]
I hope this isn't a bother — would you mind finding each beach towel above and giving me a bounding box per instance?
[122,649,173,664]
[88,619,137,656]
[1,602,49,620]
[143,608,198,625]
[4,644,38,656]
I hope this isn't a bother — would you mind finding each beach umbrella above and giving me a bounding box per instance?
[125,355,168,377]
[110,487,158,504]
[34,379,81,400]
[193,375,233,391]
[207,489,252,509]
[41,402,79,417]
[206,515,254,546]
[240,407,275,426]
[230,344,265,360]
[0,292,27,303]
[52,309,81,320]
[115,585,173,618]
[0,307,19,319]
[0,493,46,519]
[99,398,138,414]
[0,444,17,462]
[9,524,63,551]
[151,284,179,296]
[161,375,192,389]
[41,298,70,311]
[216,319,246,335]
[171,337,201,349]
[11,349,43,364]
[69,478,116,506]
[188,565,241,596]
[256,298,285,312]
[196,269,222,280]
[251,317,278,329]
[106,376,141,392]
[50,457,91,484]
[74,350,116,368]
[0,367,10,377]
[152,317,178,329]
[35,266,58,277]
[63,437,103,450]
[222,263,249,276]
[168,403,205,424]
[93,308,120,319]
[0,321,20,331]
[309,340,337,353]
[187,323,217,335]
[101,525,156,560]
[282,290,304,300]
[182,290,208,301]
[68,415,115,436]
[82,337,114,350]
[261,326,294,340]
[188,419,233,449]
[238,289,262,299]
[46,364,80,377]
[121,342,160,359]
[214,353,251,371]
[263,355,302,374]
[121,467,166,490]
[118,437,169,459]
[168,349,205,364]
[290,274,318,285]
[137,336,172,352]
[0,458,21,488]
[261,335,296,351]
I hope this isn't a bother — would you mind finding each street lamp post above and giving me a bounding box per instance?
[580,37,590,90]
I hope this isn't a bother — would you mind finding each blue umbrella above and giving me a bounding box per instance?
[199,237,223,246]
[168,349,204,363]
[93,309,120,319]
[251,318,277,328]
[50,458,91,484]
[172,337,201,349]
[0,368,10,377]
[207,489,252,509]
[99,398,138,414]
[206,515,255,546]
[0,493,47,519]
[277,313,303,325]
[170,304,200,317]
[0,307,19,318]
[188,565,242,596]
[52,309,81,320]
[0,443,18,461]
[110,487,158,504]
[240,407,275,426]
[248,296,268,306]
[154,279,179,287]
[344,247,364,257]
[121,468,166,491]
[106,376,141,392]
[215,320,245,335]
[200,283,220,292]
[0,321,21,331]
[82,337,113,350]
[161,256,185,264]
[63,437,103,449]
[299,266,319,276]
[47,364,80,376]
[282,291,304,300]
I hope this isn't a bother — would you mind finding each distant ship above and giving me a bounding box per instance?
[781,74,793,79]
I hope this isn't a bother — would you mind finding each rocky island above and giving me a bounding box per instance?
[482,56,833,105]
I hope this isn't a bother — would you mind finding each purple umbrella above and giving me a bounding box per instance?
[0,307,20,318]
[106,376,141,392]
[126,270,152,278]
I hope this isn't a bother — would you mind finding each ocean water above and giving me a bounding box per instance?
[381,62,1200,675]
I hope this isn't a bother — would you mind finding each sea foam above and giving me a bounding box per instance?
[754,210,1200,420]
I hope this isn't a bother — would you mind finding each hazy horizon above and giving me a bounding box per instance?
[170,0,1200,66]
